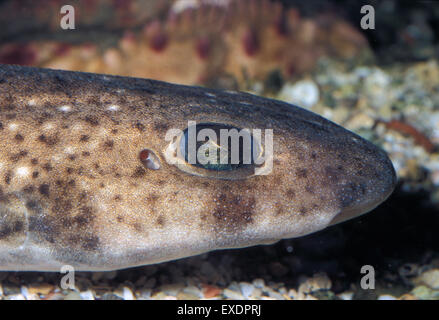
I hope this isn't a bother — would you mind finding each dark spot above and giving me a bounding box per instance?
[296,168,308,179]
[6,113,16,120]
[212,193,255,232]
[14,134,24,142]
[338,182,367,208]
[39,184,50,197]
[81,235,100,251]
[38,134,58,146]
[324,166,340,183]
[25,200,38,210]
[0,220,24,240]
[111,129,118,134]
[311,152,317,160]
[132,166,146,178]
[10,150,28,162]
[134,121,145,132]
[80,135,89,142]
[103,140,114,150]
[31,158,38,165]
[99,183,104,188]
[153,121,169,133]
[43,163,53,171]
[285,188,295,198]
[114,195,122,201]
[299,206,308,215]
[68,154,76,161]
[116,215,124,222]
[23,185,35,193]
[82,151,90,157]
[84,116,99,126]
[133,222,143,232]
[156,215,165,227]
[4,171,11,184]
[32,171,39,179]
[66,167,74,174]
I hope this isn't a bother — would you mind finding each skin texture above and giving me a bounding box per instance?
[0,64,396,271]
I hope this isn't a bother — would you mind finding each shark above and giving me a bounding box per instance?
[0,64,396,271]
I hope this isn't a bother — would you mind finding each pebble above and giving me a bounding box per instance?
[413,269,439,289]
[279,80,320,109]
[377,294,397,300]
[64,291,82,300]
[223,288,244,300]
[239,282,254,298]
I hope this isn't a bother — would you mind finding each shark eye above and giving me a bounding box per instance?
[166,123,264,180]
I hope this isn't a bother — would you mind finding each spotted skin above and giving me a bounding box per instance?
[0,64,396,271]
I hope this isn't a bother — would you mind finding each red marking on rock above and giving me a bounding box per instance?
[384,119,435,153]
[195,36,211,60]
[145,21,168,52]
[242,28,259,56]
[0,44,35,65]
[54,43,71,57]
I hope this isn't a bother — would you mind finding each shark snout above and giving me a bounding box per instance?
[329,147,397,226]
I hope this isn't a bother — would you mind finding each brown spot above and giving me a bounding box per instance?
[132,166,146,178]
[39,184,50,197]
[285,188,295,198]
[37,134,58,146]
[31,158,38,165]
[14,134,24,142]
[23,185,35,193]
[10,150,28,162]
[82,151,90,157]
[81,235,100,251]
[4,171,11,184]
[134,121,145,132]
[133,222,143,232]
[43,163,53,172]
[153,121,169,133]
[212,193,255,232]
[103,140,114,150]
[156,215,165,227]
[68,154,76,161]
[116,215,124,223]
[6,113,16,120]
[80,135,89,142]
[299,206,308,215]
[84,115,99,126]
[296,168,308,178]
[66,167,74,174]
[324,166,340,183]
[111,129,118,134]
[32,171,39,179]
[114,195,122,201]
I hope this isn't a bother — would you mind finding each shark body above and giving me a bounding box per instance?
[0,64,396,271]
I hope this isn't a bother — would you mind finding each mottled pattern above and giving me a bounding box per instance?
[0,64,396,271]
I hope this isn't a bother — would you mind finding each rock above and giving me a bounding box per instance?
[64,291,82,300]
[223,288,244,300]
[279,80,320,109]
[413,269,439,289]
